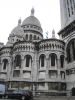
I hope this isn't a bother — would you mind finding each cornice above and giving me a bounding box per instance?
[58,20,75,38]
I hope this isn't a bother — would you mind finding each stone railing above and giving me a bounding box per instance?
[39,39,65,52]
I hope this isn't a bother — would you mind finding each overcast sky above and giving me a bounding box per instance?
[0,0,61,44]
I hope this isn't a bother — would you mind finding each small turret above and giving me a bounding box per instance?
[52,29,55,38]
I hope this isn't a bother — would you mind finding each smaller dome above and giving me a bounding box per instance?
[10,19,24,37]
[10,26,23,37]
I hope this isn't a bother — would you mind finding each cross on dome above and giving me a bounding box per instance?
[31,8,35,16]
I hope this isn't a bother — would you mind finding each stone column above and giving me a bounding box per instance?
[57,58,60,69]
[49,56,51,68]
[33,83,36,96]
[36,59,39,86]
[7,59,12,80]
[45,56,49,80]
[55,57,57,69]
[39,59,41,68]
[44,57,46,67]
[57,56,61,79]
[9,82,11,89]
[31,58,34,81]
[31,52,38,94]
[32,52,38,82]
[29,58,32,67]
[45,82,48,90]
[24,57,26,67]
[13,54,15,69]
[20,55,24,78]
[2,62,4,70]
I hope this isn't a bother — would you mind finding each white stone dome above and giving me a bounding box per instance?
[10,19,24,37]
[22,16,41,28]
[22,8,41,28]
[22,8,43,34]
[10,26,23,37]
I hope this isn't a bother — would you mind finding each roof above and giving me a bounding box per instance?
[22,16,41,28]
[22,8,42,28]
[10,24,24,37]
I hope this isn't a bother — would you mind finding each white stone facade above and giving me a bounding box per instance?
[60,0,75,28]
[58,0,75,96]
[0,6,75,96]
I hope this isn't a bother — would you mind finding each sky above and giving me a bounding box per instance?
[0,0,61,44]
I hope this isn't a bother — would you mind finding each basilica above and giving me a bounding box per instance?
[0,0,75,96]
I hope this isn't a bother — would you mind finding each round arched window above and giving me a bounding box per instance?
[66,39,75,63]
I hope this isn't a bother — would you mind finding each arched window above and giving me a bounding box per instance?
[17,39,18,41]
[51,54,55,66]
[34,35,36,40]
[50,53,57,67]
[26,34,28,40]
[38,36,39,40]
[66,39,75,63]
[25,55,32,67]
[60,55,64,68]
[15,55,21,68]
[39,54,45,67]
[67,47,71,62]
[29,34,32,41]
[3,59,8,70]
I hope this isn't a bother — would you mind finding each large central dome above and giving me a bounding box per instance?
[22,8,41,27]
[22,16,41,27]
[22,8,43,34]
